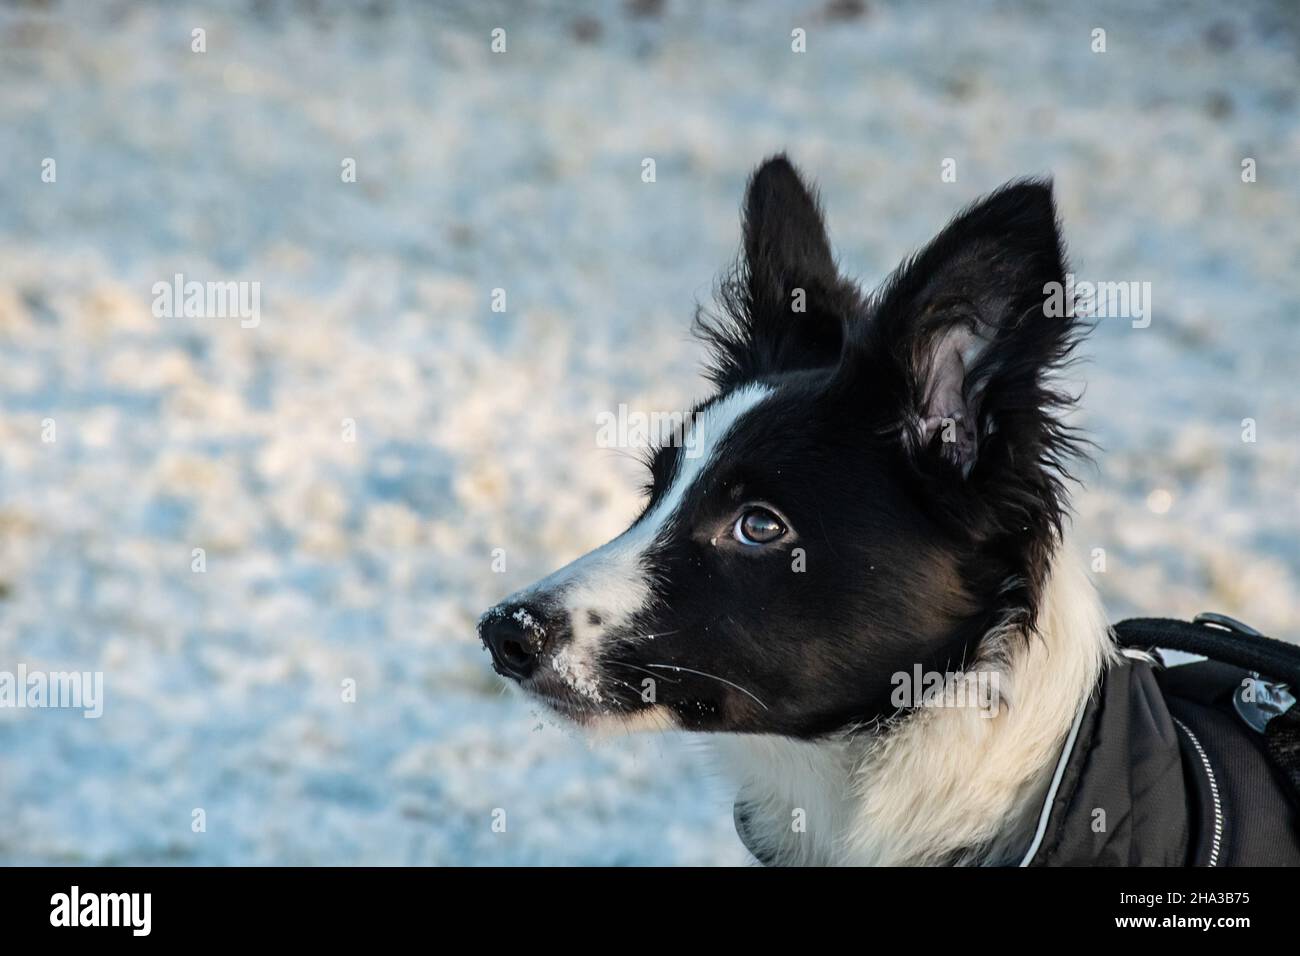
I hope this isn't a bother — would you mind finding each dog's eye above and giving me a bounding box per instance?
[734,508,787,546]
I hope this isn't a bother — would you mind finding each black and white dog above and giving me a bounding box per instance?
[478,155,1120,865]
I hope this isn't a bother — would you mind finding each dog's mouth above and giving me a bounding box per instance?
[510,657,618,726]
[528,690,604,726]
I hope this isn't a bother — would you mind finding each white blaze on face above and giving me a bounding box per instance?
[511,383,774,697]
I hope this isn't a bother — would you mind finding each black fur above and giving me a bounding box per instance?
[852,174,1090,649]
[695,156,862,390]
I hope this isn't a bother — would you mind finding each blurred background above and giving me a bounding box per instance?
[0,0,1296,865]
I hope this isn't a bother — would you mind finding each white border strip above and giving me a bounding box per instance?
[1017,699,1088,867]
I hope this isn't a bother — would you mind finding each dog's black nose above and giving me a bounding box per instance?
[479,606,546,681]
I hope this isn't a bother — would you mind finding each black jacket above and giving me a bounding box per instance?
[1023,650,1300,866]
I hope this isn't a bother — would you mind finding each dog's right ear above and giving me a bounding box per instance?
[696,155,860,389]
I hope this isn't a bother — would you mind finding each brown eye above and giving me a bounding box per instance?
[734,508,787,546]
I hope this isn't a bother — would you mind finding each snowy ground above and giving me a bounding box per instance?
[0,0,1296,865]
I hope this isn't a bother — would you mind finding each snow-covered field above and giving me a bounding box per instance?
[0,0,1296,865]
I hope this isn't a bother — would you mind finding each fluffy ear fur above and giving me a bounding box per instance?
[696,155,861,389]
[863,178,1078,472]
[851,178,1087,633]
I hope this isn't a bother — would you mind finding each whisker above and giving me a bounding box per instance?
[603,675,642,698]
[641,662,770,711]
[607,660,682,684]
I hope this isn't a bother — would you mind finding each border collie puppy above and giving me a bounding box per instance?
[479,155,1118,866]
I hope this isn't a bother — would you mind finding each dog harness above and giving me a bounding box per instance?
[1021,614,1300,866]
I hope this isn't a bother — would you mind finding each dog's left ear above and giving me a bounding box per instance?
[697,155,860,388]
[860,179,1080,481]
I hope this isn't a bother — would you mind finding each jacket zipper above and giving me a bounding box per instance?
[1172,717,1223,867]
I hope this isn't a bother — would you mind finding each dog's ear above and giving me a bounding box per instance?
[859,179,1081,483]
[696,155,859,388]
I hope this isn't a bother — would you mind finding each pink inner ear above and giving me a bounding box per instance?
[917,325,986,471]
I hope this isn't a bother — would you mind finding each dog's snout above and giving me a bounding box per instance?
[479,605,548,681]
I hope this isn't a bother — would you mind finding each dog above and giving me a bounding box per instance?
[477,156,1299,866]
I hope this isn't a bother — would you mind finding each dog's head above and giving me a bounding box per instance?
[479,156,1083,738]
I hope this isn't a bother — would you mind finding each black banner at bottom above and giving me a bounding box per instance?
[0,865,1286,941]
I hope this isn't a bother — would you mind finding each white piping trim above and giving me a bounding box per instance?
[1017,699,1088,867]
